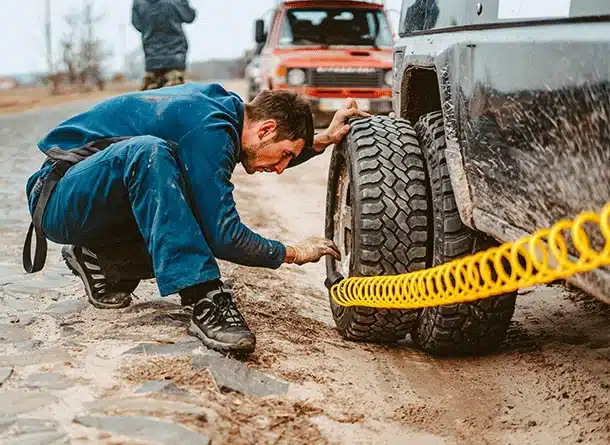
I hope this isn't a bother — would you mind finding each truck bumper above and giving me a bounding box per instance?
[274,85,393,127]
[308,96,392,127]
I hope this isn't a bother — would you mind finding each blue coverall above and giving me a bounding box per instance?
[26,83,316,296]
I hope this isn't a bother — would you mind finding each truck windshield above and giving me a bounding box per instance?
[278,8,393,48]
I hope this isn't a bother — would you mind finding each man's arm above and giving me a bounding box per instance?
[131,0,144,32]
[175,0,197,23]
[177,127,287,268]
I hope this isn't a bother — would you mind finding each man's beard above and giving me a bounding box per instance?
[240,143,258,174]
[240,140,271,174]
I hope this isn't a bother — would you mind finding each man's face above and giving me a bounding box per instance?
[241,121,305,175]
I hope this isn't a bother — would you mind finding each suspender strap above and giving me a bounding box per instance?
[22,137,133,273]
[23,160,70,273]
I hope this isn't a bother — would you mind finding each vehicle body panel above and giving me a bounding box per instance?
[394,0,610,302]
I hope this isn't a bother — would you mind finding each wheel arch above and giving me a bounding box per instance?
[398,63,477,231]
[399,66,442,125]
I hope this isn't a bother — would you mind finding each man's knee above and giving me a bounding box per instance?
[118,136,178,181]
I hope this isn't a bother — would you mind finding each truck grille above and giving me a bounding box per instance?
[309,68,383,88]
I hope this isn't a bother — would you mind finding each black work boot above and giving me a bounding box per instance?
[184,282,255,354]
[62,245,136,309]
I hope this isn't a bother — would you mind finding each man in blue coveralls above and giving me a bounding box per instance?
[25,83,368,354]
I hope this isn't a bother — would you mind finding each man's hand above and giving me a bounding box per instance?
[284,237,341,265]
[312,98,371,152]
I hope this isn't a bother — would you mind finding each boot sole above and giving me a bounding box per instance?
[188,321,256,354]
[62,247,131,310]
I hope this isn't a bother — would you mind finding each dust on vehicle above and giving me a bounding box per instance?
[324,0,610,356]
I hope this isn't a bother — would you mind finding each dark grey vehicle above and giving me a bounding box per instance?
[325,0,610,356]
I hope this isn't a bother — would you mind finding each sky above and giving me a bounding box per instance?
[0,0,402,76]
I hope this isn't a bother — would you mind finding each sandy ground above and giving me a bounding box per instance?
[0,80,608,445]
[227,155,610,445]
[0,83,140,115]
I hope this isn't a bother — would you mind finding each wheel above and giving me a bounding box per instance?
[325,116,429,342]
[412,111,517,356]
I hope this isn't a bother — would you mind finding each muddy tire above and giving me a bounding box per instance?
[412,111,517,356]
[325,116,429,342]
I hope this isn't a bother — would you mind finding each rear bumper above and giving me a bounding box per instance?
[308,97,392,127]
[276,85,392,112]
[308,96,393,114]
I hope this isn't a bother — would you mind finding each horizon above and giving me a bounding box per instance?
[0,0,402,77]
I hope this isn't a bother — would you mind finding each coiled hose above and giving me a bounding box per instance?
[330,204,610,309]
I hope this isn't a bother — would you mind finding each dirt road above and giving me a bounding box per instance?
[0,81,608,445]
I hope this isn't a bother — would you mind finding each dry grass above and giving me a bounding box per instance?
[119,356,328,445]
[121,356,216,391]
[0,79,248,115]
[0,82,138,114]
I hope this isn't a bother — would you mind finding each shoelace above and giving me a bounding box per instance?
[216,294,245,327]
[195,291,245,328]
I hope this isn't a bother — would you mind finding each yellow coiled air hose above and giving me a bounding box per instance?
[330,204,610,309]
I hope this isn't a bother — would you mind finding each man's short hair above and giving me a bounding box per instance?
[245,90,314,150]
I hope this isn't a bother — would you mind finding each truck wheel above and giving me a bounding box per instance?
[413,111,517,356]
[325,116,429,342]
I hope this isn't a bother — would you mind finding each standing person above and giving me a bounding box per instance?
[131,0,197,90]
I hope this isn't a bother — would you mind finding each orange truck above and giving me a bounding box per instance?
[254,0,394,126]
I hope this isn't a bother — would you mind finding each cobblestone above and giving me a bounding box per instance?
[135,380,186,395]
[0,325,30,343]
[123,341,213,357]
[26,373,74,390]
[45,300,85,317]
[192,355,289,397]
[0,391,58,416]
[0,347,73,367]
[85,397,206,416]
[74,415,209,445]
[0,367,12,385]
[1,432,67,445]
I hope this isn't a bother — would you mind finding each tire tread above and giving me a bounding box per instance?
[412,111,517,356]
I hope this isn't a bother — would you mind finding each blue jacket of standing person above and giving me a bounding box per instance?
[131,0,197,72]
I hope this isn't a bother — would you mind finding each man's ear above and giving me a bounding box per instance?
[258,120,277,140]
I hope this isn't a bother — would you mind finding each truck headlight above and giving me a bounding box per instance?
[287,69,306,86]
[384,70,393,87]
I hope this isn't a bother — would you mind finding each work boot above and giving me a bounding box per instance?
[62,245,135,309]
[185,282,255,354]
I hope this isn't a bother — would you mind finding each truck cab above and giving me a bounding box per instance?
[253,0,394,126]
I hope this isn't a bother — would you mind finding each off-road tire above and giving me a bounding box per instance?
[413,111,517,356]
[325,116,429,342]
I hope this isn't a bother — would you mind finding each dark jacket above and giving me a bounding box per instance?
[132,0,196,71]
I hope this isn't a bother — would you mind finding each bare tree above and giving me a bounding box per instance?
[124,48,144,81]
[59,1,112,92]
[45,0,60,94]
